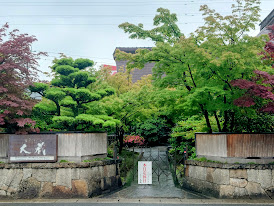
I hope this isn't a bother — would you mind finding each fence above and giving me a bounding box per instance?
[107,134,116,146]
[167,147,188,186]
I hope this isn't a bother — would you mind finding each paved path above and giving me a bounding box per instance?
[101,146,207,199]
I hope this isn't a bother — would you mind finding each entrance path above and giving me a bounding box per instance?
[101,146,208,199]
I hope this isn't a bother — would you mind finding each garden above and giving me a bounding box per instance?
[0,0,273,163]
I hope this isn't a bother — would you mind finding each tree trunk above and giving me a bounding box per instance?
[200,104,212,133]
[222,96,228,132]
[214,111,222,132]
[230,112,235,132]
[56,104,61,116]
[116,126,124,153]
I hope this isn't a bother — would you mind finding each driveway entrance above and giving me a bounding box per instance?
[101,146,208,199]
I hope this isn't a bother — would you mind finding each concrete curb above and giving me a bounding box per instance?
[0,198,273,204]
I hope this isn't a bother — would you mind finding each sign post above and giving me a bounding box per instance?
[9,134,58,163]
[138,161,152,184]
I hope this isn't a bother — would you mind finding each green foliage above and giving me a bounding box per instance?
[170,115,217,158]
[69,71,96,88]
[51,57,74,71]
[73,58,94,70]
[82,159,92,162]
[75,114,120,131]
[119,149,139,186]
[116,1,269,135]
[107,146,114,158]
[232,111,274,133]
[55,65,79,76]
[31,57,119,132]
[60,96,77,107]
[63,88,101,111]
[118,7,182,44]
[29,82,49,96]
[135,117,170,144]
[59,160,72,163]
[82,157,112,162]
[52,116,75,130]
[31,99,56,131]
[33,99,57,113]
[193,157,222,163]
[45,88,66,103]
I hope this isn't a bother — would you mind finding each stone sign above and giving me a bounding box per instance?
[9,134,57,162]
[138,161,152,184]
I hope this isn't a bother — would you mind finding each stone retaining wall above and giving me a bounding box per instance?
[0,160,121,199]
[183,160,274,199]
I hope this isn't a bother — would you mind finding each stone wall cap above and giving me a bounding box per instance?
[186,160,274,169]
[0,159,121,169]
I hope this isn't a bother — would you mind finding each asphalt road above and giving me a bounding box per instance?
[0,199,273,206]
[0,203,274,206]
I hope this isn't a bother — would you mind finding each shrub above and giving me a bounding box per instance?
[123,135,145,147]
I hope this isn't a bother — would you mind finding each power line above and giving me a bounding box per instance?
[0,10,271,18]
[39,55,114,65]
[40,51,114,60]
[7,21,207,26]
[0,1,269,6]
[7,23,202,26]
[0,0,272,3]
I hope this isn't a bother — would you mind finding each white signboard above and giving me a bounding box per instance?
[10,156,55,161]
[138,161,152,184]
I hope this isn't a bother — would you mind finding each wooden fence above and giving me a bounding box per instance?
[196,133,274,158]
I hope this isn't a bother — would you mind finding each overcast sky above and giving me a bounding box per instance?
[0,0,273,80]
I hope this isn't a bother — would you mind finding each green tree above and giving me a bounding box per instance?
[135,117,170,145]
[30,57,119,131]
[116,0,269,133]
[96,74,158,152]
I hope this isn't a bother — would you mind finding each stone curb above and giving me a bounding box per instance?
[0,198,274,204]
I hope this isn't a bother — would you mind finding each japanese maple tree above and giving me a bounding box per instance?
[232,24,274,113]
[116,0,267,133]
[0,23,44,133]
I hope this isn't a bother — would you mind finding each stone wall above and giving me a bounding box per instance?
[183,160,274,198]
[0,160,122,199]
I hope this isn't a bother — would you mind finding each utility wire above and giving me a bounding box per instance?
[0,0,272,2]
[38,51,114,60]
[7,22,203,26]
[0,1,270,6]
[0,0,272,3]
[0,10,271,18]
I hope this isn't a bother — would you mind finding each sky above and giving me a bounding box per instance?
[0,0,273,80]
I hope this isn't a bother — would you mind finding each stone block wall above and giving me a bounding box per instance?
[0,160,122,199]
[183,160,274,198]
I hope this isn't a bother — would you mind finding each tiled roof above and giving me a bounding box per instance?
[259,9,274,31]
[103,64,117,75]
[113,47,154,83]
